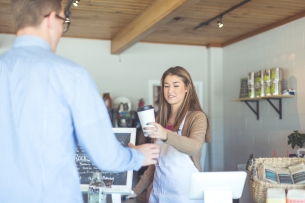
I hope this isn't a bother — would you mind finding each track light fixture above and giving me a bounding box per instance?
[73,0,79,7]
[193,0,251,30]
[64,0,80,33]
[218,16,223,28]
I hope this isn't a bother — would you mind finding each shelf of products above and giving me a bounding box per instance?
[232,95,294,120]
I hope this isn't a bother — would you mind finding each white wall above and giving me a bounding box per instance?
[223,17,305,202]
[205,48,224,171]
[0,34,15,53]
[58,38,210,111]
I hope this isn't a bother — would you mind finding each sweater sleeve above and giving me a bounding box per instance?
[164,112,207,156]
[133,165,155,195]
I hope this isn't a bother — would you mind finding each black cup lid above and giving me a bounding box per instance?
[137,105,154,112]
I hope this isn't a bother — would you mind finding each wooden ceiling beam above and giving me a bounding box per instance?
[110,0,200,54]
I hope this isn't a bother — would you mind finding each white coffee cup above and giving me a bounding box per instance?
[137,105,155,137]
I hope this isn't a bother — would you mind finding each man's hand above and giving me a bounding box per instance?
[128,143,160,166]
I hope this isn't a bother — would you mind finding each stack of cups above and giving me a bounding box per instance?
[248,72,255,98]
[264,69,271,96]
[254,70,264,97]
[270,67,282,95]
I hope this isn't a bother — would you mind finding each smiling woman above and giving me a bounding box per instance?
[149,80,203,113]
[132,66,211,203]
[163,74,188,109]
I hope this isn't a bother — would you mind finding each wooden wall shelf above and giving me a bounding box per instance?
[231,95,294,120]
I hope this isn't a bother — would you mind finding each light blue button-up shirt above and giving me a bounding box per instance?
[0,36,143,203]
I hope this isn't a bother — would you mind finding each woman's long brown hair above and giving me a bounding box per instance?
[156,66,210,142]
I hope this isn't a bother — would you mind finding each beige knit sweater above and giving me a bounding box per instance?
[133,110,208,196]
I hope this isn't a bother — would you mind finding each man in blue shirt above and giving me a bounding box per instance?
[0,0,160,202]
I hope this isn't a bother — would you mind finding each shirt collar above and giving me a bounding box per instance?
[12,35,51,51]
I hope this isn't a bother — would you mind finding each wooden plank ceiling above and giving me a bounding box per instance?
[1,0,305,54]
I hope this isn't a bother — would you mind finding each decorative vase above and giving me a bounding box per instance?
[138,98,144,108]
[103,93,112,109]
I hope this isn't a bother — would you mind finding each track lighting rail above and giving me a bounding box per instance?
[65,0,73,19]
[194,0,251,30]
[65,0,80,19]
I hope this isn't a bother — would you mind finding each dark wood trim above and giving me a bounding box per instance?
[206,43,223,48]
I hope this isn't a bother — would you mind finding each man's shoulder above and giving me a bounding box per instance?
[1,45,89,80]
[1,45,85,72]
[50,53,84,71]
[44,52,89,79]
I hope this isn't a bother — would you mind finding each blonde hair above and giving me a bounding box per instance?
[156,66,210,142]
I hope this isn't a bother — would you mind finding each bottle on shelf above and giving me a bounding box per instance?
[103,93,112,109]
[138,98,144,108]
[88,172,106,203]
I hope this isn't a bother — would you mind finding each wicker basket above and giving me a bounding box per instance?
[246,154,305,203]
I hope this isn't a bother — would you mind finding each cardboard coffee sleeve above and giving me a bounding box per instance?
[258,164,278,184]
[276,168,293,184]
[266,188,286,203]
[288,163,305,184]
[287,188,305,201]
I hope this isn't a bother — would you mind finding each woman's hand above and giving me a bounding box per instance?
[122,192,137,200]
[143,122,168,140]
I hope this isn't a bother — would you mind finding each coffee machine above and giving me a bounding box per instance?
[117,111,137,128]
[107,109,138,128]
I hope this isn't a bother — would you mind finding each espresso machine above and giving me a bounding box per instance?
[106,102,138,128]
[117,111,137,128]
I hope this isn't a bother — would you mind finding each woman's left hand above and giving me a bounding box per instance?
[143,122,167,140]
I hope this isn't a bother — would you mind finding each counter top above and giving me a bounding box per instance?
[83,193,142,203]
[83,193,240,203]
[121,198,141,203]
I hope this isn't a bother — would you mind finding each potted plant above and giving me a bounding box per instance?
[288,131,305,157]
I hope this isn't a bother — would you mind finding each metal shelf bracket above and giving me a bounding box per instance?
[234,95,293,120]
[244,100,259,120]
[266,98,282,119]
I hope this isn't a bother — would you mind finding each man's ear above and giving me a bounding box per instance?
[46,11,56,30]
